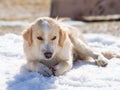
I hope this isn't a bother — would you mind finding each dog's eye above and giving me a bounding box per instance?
[37,36,43,40]
[51,36,56,40]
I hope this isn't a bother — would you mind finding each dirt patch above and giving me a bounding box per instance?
[0,26,23,35]
[0,0,51,21]
[75,21,120,37]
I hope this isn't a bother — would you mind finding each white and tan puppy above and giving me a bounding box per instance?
[22,17,109,76]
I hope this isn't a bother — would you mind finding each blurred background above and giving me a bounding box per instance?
[0,0,120,36]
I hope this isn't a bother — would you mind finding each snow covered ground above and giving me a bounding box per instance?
[0,21,29,27]
[0,33,120,90]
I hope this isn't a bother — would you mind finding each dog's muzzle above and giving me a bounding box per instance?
[44,52,53,59]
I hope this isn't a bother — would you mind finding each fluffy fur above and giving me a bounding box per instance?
[22,17,109,76]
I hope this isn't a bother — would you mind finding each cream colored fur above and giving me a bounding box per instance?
[22,17,109,76]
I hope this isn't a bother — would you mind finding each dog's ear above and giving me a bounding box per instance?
[22,26,32,46]
[59,29,66,47]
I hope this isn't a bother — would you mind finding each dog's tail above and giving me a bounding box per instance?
[102,51,120,59]
[93,47,120,59]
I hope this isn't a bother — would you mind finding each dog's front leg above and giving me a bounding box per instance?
[53,60,72,76]
[26,61,53,76]
[70,35,109,67]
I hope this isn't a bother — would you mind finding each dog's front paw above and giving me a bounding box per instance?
[95,55,109,67]
[53,70,62,76]
[41,67,53,77]
[36,63,53,77]
[53,66,64,76]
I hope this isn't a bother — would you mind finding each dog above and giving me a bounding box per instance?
[22,17,109,76]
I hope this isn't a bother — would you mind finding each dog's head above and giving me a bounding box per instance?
[22,17,66,60]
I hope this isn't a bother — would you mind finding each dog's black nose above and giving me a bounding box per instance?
[44,52,52,59]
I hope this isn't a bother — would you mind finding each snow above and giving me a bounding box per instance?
[62,20,85,26]
[0,21,29,26]
[0,33,120,90]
